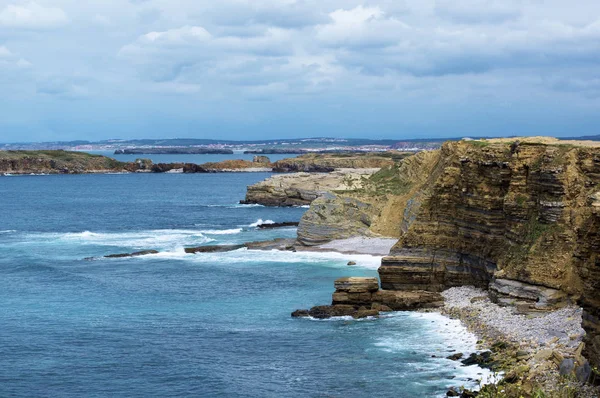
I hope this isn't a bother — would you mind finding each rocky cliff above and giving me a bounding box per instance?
[373,138,600,369]
[294,138,600,369]
[241,168,380,206]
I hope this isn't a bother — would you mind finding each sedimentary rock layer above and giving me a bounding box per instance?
[373,139,600,367]
[241,168,380,206]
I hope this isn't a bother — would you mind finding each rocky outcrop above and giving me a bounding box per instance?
[272,152,403,172]
[292,277,443,319]
[185,238,297,254]
[200,159,272,172]
[488,278,570,310]
[256,222,299,229]
[296,194,375,246]
[104,250,159,258]
[241,168,380,206]
[150,163,207,173]
[0,150,129,174]
[252,155,271,164]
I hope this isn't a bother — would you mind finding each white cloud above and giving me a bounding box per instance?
[0,45,13,57]
[0,1,68,29]
[0,45,32,68]
[143,25,212,43]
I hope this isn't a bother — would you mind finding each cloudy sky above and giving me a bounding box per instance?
[1,0,600,142]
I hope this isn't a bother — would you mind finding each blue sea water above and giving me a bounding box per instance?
[0,173,488,397]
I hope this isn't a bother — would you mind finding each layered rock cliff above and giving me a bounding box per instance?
[291,138,600,368]
[241,168,380,206]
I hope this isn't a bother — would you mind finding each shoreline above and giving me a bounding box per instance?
[435,286,599,397]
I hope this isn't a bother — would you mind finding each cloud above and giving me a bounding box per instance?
[0,45,13,57]
[0,2,68,29]
[0,45,31,68]
[435,0,521,24]
[36,76,90,99]
[3,0,600,142]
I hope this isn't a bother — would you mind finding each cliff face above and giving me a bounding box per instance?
[372,139,600,367]
[295,150,441,243]
[288,138,600,367]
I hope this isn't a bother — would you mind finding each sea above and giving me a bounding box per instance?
[0,168,491,397]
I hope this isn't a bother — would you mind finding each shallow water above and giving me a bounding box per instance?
[0,173,489,397]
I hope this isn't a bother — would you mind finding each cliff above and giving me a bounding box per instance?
[241,168,380,206]
[290,137,600,370]
[0,150,128,174]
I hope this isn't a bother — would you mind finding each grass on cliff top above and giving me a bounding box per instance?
[0,150,125,169]
[0,150,104,161]
[366,164,413,195]
[296,151,415,161]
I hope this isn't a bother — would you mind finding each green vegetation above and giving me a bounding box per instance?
[466,140,491,148]
[366,164,413,195]
[1,150,104,161]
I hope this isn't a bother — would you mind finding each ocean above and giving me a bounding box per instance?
[0,172,489,397]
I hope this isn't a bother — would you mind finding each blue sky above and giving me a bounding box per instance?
[1,0,600,142]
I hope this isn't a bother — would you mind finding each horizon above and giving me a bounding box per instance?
[1,1,600,142]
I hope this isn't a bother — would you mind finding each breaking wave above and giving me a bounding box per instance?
[249,219,275,227]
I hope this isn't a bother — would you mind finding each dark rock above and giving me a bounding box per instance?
[244,238,296,251]
[291,309,310,318]
[307,305,356,319]
[256,222,299,229]
[559,359,575,376]
[446,388,460,397]
[447,353,464,361]
[104,250,159,258]
[347,261,357,266]
[575,362,592,383]
[185,244,245,254]
[461,351,495,369]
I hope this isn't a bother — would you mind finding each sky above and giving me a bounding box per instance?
[1,0,600,143]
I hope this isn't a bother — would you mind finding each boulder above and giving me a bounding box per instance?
[307,305,356,319]
[447,353,464,361]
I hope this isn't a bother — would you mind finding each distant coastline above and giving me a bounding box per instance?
[114,148,233,155]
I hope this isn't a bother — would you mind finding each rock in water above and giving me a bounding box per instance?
[184,244,245,254]
[104,250,159,258]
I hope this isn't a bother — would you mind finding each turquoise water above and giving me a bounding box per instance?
[0,173,487,397]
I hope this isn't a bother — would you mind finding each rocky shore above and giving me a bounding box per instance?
[441,287,599,397]
[244,138,600,396]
